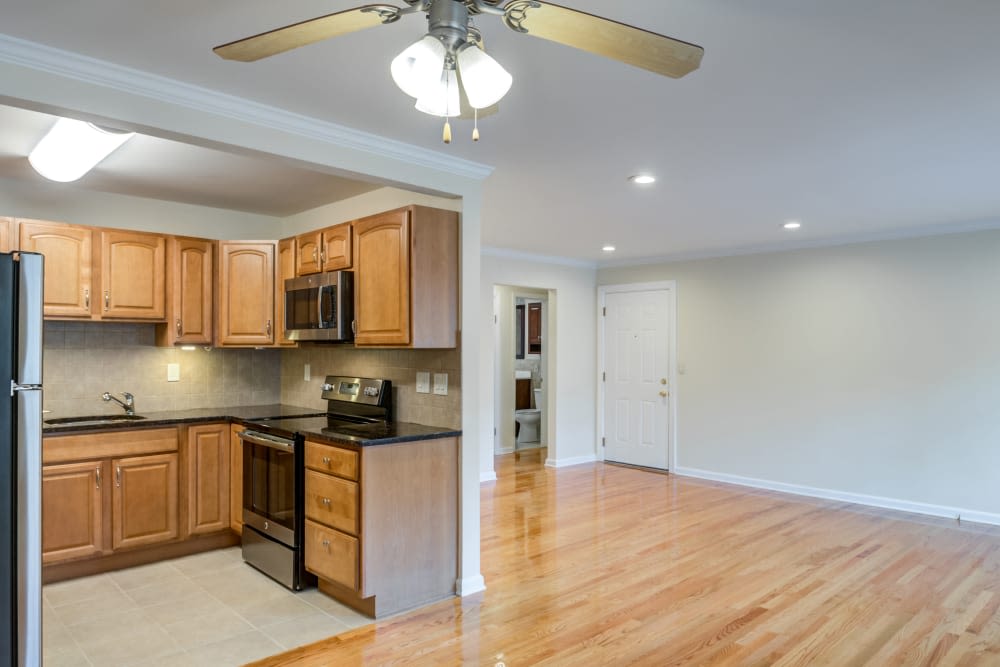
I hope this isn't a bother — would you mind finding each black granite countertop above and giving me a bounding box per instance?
[42,404,461,447]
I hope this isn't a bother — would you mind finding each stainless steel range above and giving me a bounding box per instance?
[239,376,392,590]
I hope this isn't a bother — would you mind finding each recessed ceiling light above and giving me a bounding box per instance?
[602,245,616,252]
[629,174,656,185]
[783,221,802,230]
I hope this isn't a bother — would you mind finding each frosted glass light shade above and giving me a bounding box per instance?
[457,43,512,109]
[391,35,447,100]
[28,118,133,183]
[415,67,461,117]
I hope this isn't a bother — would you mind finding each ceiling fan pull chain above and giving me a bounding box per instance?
[443,118,453,144]
[473,108,480,142]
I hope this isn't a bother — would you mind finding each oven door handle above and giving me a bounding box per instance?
[239,430,295,453]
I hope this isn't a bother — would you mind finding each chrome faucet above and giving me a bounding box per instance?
[102,391,135,415]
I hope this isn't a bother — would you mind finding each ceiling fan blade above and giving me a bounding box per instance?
[214,5,404,62]
[502,1,703,78]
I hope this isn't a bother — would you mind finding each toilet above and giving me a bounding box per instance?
[515,388,543,445]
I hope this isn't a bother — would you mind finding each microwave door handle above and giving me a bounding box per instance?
[316,284,327,329]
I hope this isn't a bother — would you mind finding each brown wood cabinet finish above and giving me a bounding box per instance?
[353,206,458,348]
[305,470,358,536]
[229,424,244,535]
[157,236,214,345]
[112,452,179,550]
[185,424,230,536]
[295,222,352,276]
[16,219,94,318]
[305,519,359,591]
[295,231,323,275]
[42,461,107,564]
[304,441,358,480]
[100,230,166,319]
[216,241,275,346]
[0,217,10,253]
[276,238,296,346]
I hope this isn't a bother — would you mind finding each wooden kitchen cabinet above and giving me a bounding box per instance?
[304,436,458,618]
[295,222,352,276]
[17,219,94,318]
[100,229,166,319]
[216,241,275,346]
[0,217,11,252]
[353,206,458,348]
[185,424,230,536]
[42,461,107,564]
[157,236,214,346]
[230,423,244,535]
[276,238,297,346]
[112,452,179,550]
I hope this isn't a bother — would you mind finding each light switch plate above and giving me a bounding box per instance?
[433,373,448,396]
[304,363,311,382]
[167,363,180,382]
[416,371,431,394]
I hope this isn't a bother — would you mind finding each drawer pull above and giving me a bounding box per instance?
[322,456,331,465]
[322,539,331,548]
[322,498,331,507]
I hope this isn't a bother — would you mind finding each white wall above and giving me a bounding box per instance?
[599,230,1000,521]
[481,251,597,478]
[0,176,280,239]
[281,186,461,236]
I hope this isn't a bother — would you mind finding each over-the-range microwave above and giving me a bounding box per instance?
[283,270,354,342]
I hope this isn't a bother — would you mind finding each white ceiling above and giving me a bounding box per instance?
[2,1,1000,262]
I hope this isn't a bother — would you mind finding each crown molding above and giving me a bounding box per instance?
[598,217,1000,269]
[481,245,598,269]
[0,33,494,182]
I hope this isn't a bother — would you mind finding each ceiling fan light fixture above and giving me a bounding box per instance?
[391,35,447,99]
[415,66,461,118]
[456,42,512,109]
[28,118,133,183]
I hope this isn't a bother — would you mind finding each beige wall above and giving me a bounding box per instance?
[43,322,280,417]
[598,229,1000,520]
[280,187,461,237]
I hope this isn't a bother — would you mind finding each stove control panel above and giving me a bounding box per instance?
[321,375,389,407]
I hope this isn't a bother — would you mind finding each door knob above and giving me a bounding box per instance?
[659,390,668,398]
[660,378,667,385]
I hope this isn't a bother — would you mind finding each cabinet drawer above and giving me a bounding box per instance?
[305,470,358,536]
[44,428,178,465]
[305,519,358,591]
[304,441,358,480]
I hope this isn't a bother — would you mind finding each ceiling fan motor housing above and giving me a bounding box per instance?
[427,0,472,55]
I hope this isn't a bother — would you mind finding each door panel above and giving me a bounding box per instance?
[101,230,166,319]
[112,453,179,550]
[42,462,106,563]
[604,289,672,470]
[17,220,93,317]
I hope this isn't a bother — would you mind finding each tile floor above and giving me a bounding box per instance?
[42,547,372,666]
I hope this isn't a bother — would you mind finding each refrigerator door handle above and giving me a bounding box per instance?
[16,252,44,387]
[16,386,42,667]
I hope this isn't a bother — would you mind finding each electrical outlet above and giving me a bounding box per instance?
[433,373,448,396]
[304,363,311,381]
[167,363,180,382]
[416,372,431,394]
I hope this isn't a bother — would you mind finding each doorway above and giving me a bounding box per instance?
[598,282,676,470]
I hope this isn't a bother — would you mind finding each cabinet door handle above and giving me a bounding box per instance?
[351,320,356,335]
[175,319,182,336]
[322,498,332,507]
[322,539,331,548]
[312,248,318,263]
[115,466,121,488]
[322,456,331,465]
[84,288,90,309]
[320,249,326,264]
[266,319,272,337]
[95,467,101,489]
[104,290,110,311]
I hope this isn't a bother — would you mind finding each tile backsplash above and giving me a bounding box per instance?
[43,322,281,416]
[43,322,461,429]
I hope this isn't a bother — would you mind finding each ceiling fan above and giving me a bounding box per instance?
[214,1,704,143]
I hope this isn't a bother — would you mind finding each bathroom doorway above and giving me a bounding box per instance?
[493,285,552,463]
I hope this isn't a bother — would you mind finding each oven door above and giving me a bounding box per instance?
[240,430,299,548]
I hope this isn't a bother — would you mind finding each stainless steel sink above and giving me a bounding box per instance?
[44,414,147,427]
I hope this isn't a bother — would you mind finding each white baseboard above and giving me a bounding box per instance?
[673,466,1000,527]
[456,575,486,597]
[545,454,597,469]
[480,470,497,483]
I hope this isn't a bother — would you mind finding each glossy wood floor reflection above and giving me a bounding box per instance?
[252,449,1000,666]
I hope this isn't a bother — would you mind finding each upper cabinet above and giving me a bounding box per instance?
[295,222,352,276]
[276,238,297,347]
[353,206,458,348]
[157,237,214,346]
[216,241,275,346]
[100,230,166,320]
[0,217,11,252]
[17,219,95,318]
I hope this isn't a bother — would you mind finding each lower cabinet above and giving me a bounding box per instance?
[42,461,106,564]
[113,453,179,550]
[185,423,230,535]
[303,436,458,618]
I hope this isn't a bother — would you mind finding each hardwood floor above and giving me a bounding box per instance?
[252,449,1000,666]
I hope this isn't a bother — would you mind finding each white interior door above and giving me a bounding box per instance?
[603,289,672,470]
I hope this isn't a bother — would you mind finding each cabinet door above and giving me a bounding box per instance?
[321,222,352,271]
[101,230,166,319]
[112,453,179,550]
[230,424,244,535]
[305,519,358,591]
[160,237,214,345]
[17,219,94,318]
[42,461,107,563]
[186,424,230,535]
[276,238,297,346]
[353,209,411,346]
[217,241,275,346]
[0,217,10,252]
[295,231,322,276]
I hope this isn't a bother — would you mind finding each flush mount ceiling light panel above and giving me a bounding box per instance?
[214,1,704,143]
[28,118,134,182]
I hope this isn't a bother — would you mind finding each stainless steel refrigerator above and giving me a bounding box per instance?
[1,251,43,666]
